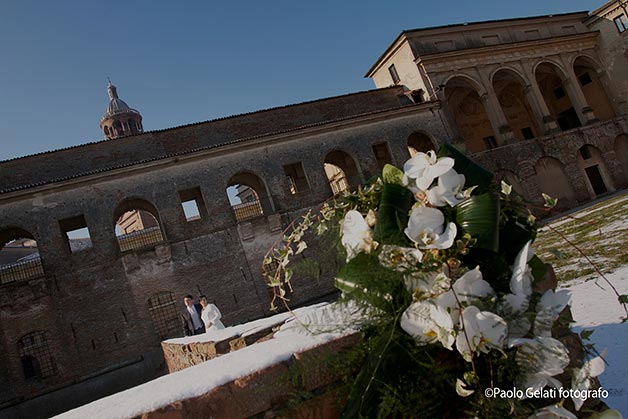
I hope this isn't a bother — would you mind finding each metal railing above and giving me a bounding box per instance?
[117,226,165,252]
[232,200,264,223]
[0,256,45,285]
[329,173,363,196]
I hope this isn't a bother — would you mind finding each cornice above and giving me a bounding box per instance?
[0,102,439,202]
[416,32,599,70]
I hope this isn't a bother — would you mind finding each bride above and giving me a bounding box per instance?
[199,295,225,331]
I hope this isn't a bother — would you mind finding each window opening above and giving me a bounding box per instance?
[578,72,592,86]
[521,127,534,140]
[283,163,310,194]
[614,14,628,33]
[483,136,498,150]
[388,64,400,84]
[18,332,57,380]
[179,187,206,222]
[148,292,180,339]
[59,215,93,253]
[372,143,393,169]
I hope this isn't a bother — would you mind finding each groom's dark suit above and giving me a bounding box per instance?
[181,303,205,336]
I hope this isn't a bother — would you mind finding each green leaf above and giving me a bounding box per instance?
[455,193,500,252]
[381,164,404,185]
[341,333,391,419]
[374,183,414,245]
[335,253,409,315]
[619,295,628,304]
[437,143,493,193]
[580,329,595,340]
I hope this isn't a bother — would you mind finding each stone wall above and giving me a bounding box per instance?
[0,91,449,417]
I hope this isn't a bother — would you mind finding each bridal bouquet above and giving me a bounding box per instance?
[264,144,619,418]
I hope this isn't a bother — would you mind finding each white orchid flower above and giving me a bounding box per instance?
[405,206,457,249]
[502,241,534,314]
[534,289,571,337]
[401,300,455,350]
[341,210,375,262]
[455,306,507,362]
[403,151,455,191]
[435,267,495,322]
[427,168,466,207]
[526,405,577,419]
[572,350,606,411]
[378,245,423,272]
[404,270,451,300]
[509,336,570,392]
[507,317,532,340]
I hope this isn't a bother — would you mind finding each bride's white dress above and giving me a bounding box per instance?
[201,304,225,331]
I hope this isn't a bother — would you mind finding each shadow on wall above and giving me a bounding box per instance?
[0,349,166,419]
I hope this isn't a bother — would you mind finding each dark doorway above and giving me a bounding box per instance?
[557,107,581,131]
[585,165,608,195]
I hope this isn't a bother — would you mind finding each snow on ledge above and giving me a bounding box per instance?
[163,302,329,345]
[53,302,359,419]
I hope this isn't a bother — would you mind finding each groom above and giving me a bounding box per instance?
[181,294,205,336]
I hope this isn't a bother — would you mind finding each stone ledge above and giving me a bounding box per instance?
[135,333,360,419]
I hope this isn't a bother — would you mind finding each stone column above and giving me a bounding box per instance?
[520,60,560,134]
[559,54,597,125]
[477,68,515,145]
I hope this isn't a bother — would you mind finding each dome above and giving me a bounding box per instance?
[100,80,144,140]
[102,81,141,119]
[105,97,131,116]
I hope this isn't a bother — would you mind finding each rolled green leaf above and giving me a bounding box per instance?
[381,164,404,185]
[374,183,414,245]
[455,193,500,252]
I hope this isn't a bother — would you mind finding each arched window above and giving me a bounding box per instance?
[113,198,165,252]
[226,172,274,223]
[323,150,361,195]
[407,132,436,157]
[18,332,57,380]
[445,76,496,152]
[535,62,580,131]
[113,120,123,137]
[0,227,44,285]
[493,69,540,140]
[104,126,110,137]
[127,119,136,134]
[573,56,615,121]
[148,292,180,339]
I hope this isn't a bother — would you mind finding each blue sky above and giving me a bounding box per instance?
[0,0,598,161]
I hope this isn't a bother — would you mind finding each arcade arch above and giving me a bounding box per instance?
[113,198,165,252]
[535,62,580,131]
[323,150,361,195]
[492,69,540,140]
[573,56,615,121]
[445,76,495,153]
[226,172,274,222]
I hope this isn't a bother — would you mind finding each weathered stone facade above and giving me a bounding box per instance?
[1,2,627,418]
[0,87,449,418]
